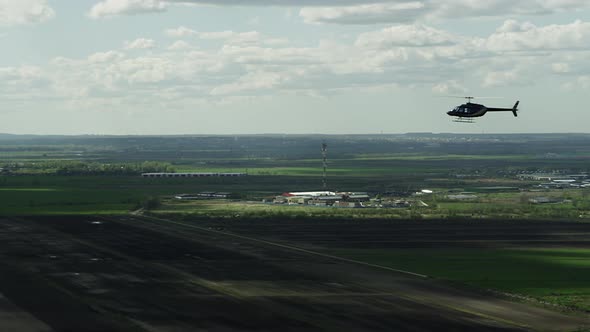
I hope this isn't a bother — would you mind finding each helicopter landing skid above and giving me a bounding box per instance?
[453,118,475,123]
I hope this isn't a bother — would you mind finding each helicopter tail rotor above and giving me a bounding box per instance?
[512,101,520,117]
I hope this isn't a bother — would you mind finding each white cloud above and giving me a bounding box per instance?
[495,19,537,33]
[552,62,571,73]
[356,24,457,48]
[125,38,156,49]
[117,57,173,83]
[109,0,590,8]
[201,31,261,45]
[167,40,192,50]
[166,27,260,43]
[166,26,288,46]
[576,75,590,89]
[87,0,590,24]
[7,19,590,112]
[0,65,43,81]
[88,51,125,63]
[432,80,466,94]
[486,20,590,52]
[88,0,167,19]
[432,0,550,19]
[301,2,427,25]
[0,0,55,26]
[248,16,261,25]
[563,75,590,90]
[483,70,521,87]
[0,65,48,103]
[165,26,198,37]
[220,44,320,65]
[300,0,590,25]
[210,71,284,95]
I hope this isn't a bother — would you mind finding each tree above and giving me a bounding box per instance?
[138,196,161,211]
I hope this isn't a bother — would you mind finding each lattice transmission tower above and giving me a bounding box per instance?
[322,142,328,189]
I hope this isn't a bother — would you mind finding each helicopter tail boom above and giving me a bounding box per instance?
[485,100,520,117]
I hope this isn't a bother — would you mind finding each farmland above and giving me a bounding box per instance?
[332,247,590,310]
[0,215,587,331]
[1,133,590,331]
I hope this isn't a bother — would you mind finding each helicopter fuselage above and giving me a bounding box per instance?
[447,102,488,118]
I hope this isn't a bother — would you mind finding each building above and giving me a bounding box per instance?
[308,199,329,207]
[272,196,288,204]
[529,197,564,204]
[517,174,554,181]
[473,186,520,193]
[538,183,568,189]
[269,190,371,207]
[334,201,362,208]
[380,200,411,208]
[446,194,478,200]
[142,172,246,178]
[175,192,233,200]
[282,191,337,197]
[344,192,371,202]
[518,173,587,181]
[288,196,312,205]
[566,174,588,180]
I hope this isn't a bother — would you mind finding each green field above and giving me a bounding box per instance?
[1,134,590,323]
[0,176,195,214]
[2,173,589,219]
[330,247,590,311]
[0,174,390,214]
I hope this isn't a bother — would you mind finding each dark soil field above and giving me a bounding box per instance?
[0,215,587,331]
[208,218,590,312]
[208,218,590,249]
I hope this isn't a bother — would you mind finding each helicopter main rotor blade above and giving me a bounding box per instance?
[444,96,505,99]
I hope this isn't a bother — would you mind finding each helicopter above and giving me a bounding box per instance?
[447,97,520,123]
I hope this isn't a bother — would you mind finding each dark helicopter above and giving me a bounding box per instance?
[447,97,519,123]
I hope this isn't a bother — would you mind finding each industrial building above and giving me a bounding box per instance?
[518,173,588,181]
[282,191,337,197]
[175,192,233,200]
[379,200,411,208]
[529,197,567,204]
[272,191,371,207]
[446,194,478,200]
[142,172,247,178]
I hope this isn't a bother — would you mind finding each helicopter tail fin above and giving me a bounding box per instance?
[512,101,519,117]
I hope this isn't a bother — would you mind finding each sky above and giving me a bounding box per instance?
[1,0,590,135]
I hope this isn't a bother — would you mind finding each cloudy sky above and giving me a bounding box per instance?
[1,0,590,134]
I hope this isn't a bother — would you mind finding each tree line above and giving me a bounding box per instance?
[2,160,176,175]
